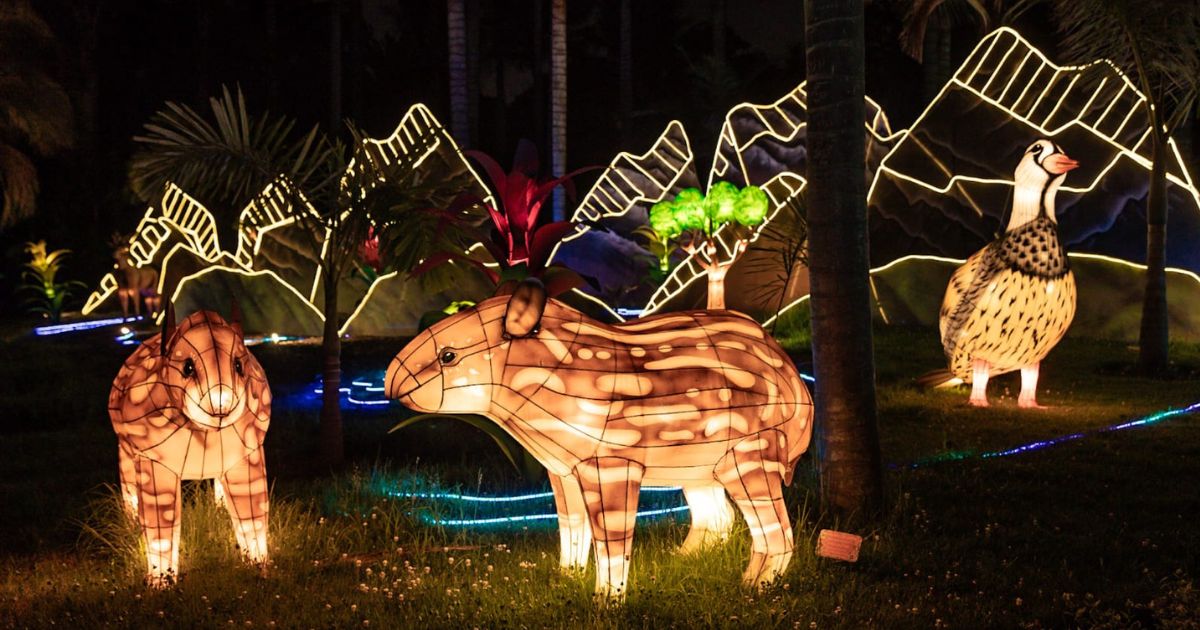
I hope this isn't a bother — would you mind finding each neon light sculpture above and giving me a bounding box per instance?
[108,304,271,586]
[385,278,813,599]
[939,139,1079,407]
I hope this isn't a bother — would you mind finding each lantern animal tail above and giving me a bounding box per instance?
[916,368,962,389]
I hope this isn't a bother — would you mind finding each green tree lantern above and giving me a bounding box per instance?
[648,182,769,309]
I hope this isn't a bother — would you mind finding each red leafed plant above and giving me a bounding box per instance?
[411,140,596,297]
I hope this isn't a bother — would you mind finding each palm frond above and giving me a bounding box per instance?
[1050,0,1200,128]
[130,86,338,211]
[0,143,38,228]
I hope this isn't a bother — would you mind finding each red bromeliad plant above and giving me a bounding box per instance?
[412,140,596,297]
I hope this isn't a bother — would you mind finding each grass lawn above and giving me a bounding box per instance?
[1,321,1198,628]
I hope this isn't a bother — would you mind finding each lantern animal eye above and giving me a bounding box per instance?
[1028,144,1042,154]
[182,358,196,378]
[234,358,244,376]
[439,350,457,365]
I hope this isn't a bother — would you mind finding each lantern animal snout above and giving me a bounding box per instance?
[108,303,271,587]
[387,279,814,600]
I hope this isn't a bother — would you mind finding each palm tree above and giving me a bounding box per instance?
[618,0,633,146]
[897,1,1036,102]
[129,88,446,468]
[1047,0,1200,374]
[447,0,470,146]
[549,0,567,220]
[0,0,74,229]
[804,0,883,517]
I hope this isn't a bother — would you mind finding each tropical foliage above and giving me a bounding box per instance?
[1045,0,1200,373]
[20,241,84,323]
[128,86,457,468]
[0,0,75,229]
[394,140,595,298]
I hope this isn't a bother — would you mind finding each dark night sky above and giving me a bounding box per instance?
[3,0,1065,314]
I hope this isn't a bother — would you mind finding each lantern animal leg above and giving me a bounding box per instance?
[213,478,227,509]
[679,485,735,553]
[549,472,592,572]
[717,433,793,587]
[1018,363,1044,409]
[133,456,181,587]
[117,289,132,320]
[969,358,990,407]
[219,450,270,565]
[118,446,140,514]
[577,458,644,602]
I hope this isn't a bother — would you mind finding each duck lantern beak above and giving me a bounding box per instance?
[1045,153,1079,175]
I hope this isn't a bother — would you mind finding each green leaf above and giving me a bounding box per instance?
[389,413,535,476]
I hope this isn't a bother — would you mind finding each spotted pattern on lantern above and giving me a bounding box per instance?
[108,309,271,587]
[385,283,813,599]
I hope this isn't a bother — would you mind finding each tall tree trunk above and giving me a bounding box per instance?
[550,0,568,220]
[618,0,633,146]
[320,262,344,468]
[447,0,469,146]
[466,0,481,143]
[804,0,884,518]
[1139,131,1170,373]
[329,0,343,131]
[265,0,279,104]
[921,15,951,104]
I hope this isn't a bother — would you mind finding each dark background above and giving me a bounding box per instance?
[0,0,1151,316]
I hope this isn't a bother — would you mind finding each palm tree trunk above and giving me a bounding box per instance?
[618,0,633,146]
[466,0,481,143]
[447,0,469,146]
[550,0,568,220]
[804,0,883,518]
[320,261,344,468]
[329,0,343,131]
[1138,131,1170,373]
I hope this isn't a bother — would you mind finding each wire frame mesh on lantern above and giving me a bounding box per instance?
[385,278,813,600]
[108,302,272,586]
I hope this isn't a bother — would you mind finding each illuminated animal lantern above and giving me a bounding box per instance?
[109,232,161,319]
[940,138,1079,407]
[108,304,271,586]
[386,279,813,598]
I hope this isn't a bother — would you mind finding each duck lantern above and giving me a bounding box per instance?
[939,138,1079,408]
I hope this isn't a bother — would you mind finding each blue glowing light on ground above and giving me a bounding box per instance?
[35,316,142,336]
[398,400,1200,528]
[898,400,1200,469]
[291,370,393,410]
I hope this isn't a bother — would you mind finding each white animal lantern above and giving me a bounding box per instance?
[108,304,271,586]
[386,279,814,599]
[940,138,1079,407]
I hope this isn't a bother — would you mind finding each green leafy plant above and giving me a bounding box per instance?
[647,181,769,308]
[389,414,542,480]
[20,241,84,323]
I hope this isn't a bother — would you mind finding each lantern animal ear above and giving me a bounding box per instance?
[161,302,176,357]
[230,298,244,336]
[503,278,547,338]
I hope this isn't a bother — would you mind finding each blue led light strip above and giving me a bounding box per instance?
[427,504,690,527]
[392,486,681,504]
[35,316,142,336]
[898,400,1200,469]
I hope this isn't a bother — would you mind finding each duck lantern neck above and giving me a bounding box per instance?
[1006,138,1079,233]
